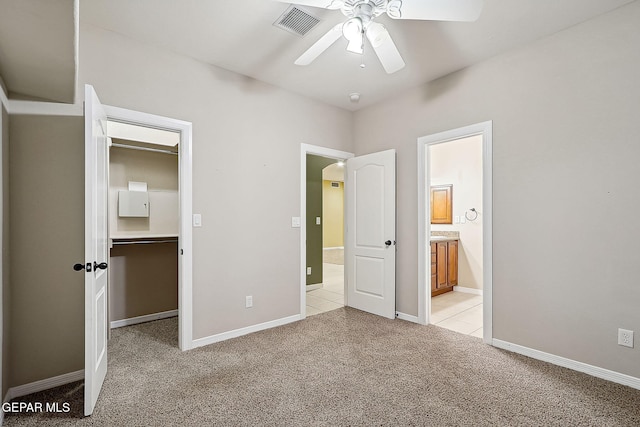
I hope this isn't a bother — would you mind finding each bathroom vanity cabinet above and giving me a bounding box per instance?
[431,239,458,297]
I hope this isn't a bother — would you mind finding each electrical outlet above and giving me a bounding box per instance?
[245,296,253,308]
[618,328,634,348]
[306,267,312,275]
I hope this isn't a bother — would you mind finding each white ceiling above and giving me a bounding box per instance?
[81,0,634,111]
[0,1,635,109]
[0,0,77,103]
[323,163,345,182]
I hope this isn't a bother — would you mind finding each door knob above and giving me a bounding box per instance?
[385,240,392,247]
[94,261,108,271]
[73,262,92,272]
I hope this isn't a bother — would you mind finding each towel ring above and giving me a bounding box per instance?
[465,208,478,222]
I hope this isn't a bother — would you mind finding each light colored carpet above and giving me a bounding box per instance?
[323,248,343,265]
[5,308,640,426]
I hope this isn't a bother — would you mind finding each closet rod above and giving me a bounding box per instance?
[112,239,178,245]
[111,142,178,156]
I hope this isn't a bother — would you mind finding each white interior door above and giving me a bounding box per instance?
[345,149,396,319]
[84,85,109,416]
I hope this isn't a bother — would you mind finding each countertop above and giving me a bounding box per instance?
[430,236,458,242]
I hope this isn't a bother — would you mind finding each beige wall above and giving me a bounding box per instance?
[109,145,178,237]
[1,103,9,398]
[9,115,84,386]
[322,180,344,248]
[430,136,482,290]
[79,21,353,340]
[353,2,640,378]
[110,242,177,322]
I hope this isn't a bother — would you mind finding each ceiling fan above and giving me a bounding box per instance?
[275,0,484,74]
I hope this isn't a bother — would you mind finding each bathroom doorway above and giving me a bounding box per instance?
[417,121,493,342]
[428,135,483,337]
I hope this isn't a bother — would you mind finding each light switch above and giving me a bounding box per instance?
[291,217,301,228]
[316,217,321,225]
[461,216,466,224]
[193,214,202,227]
[454,215,460,224]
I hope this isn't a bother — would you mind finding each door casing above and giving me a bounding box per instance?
[103,104,194,350]
[417,121,493,343]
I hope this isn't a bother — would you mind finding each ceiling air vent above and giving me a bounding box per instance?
[273,5,321,37]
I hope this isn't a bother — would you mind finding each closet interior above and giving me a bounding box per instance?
[106,121,180,333]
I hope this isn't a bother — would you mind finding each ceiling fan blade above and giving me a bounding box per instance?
[272,0,343,10]
[295,24,343,66]
[366,23,405,74]
[387,0,484,22]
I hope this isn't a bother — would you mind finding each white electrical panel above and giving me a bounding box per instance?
[119,191,149,217]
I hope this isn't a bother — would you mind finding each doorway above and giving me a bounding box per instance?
[103,105,193,351]
[305,158,346,316]
[428,135,483,337]
[417,121,493,343]
[300,144,397,320]
[300,144,353,318]
[106,121,180,338]
[303,154,347,316]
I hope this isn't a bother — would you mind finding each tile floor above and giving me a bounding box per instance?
[306,263,344,316]
[431,291,483,338]
[305,260,482,340]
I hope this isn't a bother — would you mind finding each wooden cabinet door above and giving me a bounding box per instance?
[448,240,458,286]
[436,242,448,289]
[430,185,452,224]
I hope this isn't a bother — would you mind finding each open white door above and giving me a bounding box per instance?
[345,149,396,319]
[83,85,109,416]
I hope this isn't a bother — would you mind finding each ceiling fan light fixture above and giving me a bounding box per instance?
[343,17,364,54]
[366,22,388,48]
[386,0,402,19]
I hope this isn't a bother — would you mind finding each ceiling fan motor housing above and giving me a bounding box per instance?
[341,0,387,20]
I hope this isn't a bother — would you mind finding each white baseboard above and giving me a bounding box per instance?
[110,309,178,329]
[192,314,301,349]
[323,247,344,250]
[305,283,323,292]
[492,339,640,391]
[453,286,483,296]
[6,369,84,401]
[396,312,420,324]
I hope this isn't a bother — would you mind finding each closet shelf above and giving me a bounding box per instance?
[110,233,178,240]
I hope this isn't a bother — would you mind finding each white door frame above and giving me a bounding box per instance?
[104,105,194,350]
[417,121,493,343]
[300,144,354,318]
